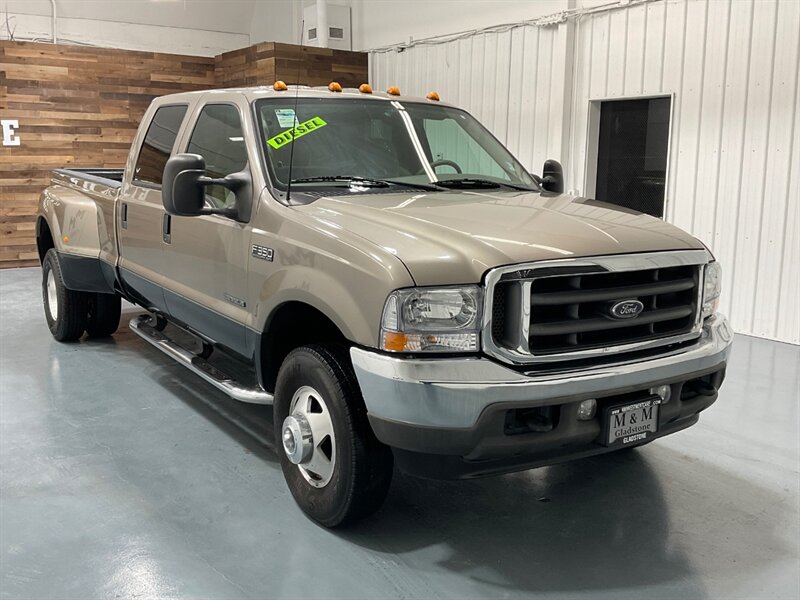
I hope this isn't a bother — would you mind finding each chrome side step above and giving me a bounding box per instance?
[129,314,273,405]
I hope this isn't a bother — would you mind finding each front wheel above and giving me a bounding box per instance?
[274,345,393,527]
[42,249,88,342]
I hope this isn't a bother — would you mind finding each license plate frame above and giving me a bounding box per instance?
[602,395,661,447]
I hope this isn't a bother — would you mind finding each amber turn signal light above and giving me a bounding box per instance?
[273,80,288,91]
[386,86,401,96]
[358,83,373,94]
[381,331,409,352]
[328,81,343,92]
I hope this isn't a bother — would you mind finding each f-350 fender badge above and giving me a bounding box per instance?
[252,245,274,261]
[224,293,247,308]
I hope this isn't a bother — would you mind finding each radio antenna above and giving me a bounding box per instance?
[285,19,305,204]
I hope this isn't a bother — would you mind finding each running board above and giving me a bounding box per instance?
[129,314,273,405]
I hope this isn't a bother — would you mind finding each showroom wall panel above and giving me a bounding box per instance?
[0,41,216,268]
[216,42,368,88]
[370,24,565,173]
[369,0,800,344]
[570,0,799,344]
[1,0,253,56]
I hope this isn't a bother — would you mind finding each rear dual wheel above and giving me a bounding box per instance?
[274,345,393,528]
[86,293,121,338]
[42,249,121,341]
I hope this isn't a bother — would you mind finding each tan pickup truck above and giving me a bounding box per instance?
[36,85,733,527]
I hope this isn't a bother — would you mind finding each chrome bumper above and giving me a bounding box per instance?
[350,314,733,430]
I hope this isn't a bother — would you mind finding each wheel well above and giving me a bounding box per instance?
[36,218,55,264]
[260,302,349,393]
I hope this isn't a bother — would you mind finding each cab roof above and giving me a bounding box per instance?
[153,85,456,108]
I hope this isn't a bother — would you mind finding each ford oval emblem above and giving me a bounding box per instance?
[609,299,644,319]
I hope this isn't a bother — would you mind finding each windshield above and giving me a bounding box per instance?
[255,97,538,192]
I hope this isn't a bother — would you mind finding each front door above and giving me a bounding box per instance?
[117,104,189,311]
[160,101,252,356]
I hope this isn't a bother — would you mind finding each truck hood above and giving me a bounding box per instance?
[297,189,704,285]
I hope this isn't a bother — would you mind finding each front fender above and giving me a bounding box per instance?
[249,195,416,348]
[255,266,381,347]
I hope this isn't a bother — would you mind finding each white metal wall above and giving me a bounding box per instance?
[370,23,569,173]
[370,0,800,344]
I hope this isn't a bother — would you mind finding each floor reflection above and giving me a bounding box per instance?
[5,286,792,600]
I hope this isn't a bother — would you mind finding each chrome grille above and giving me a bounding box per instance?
[484,251,708,364]
[528,265,698,353]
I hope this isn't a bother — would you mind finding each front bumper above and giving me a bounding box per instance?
[350,315,733,478]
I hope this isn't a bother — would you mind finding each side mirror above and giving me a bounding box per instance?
[162,153,206,216]
[541,159,564,193]
[162,153,252,221]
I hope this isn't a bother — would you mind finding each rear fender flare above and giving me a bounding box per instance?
[39,186,102,257]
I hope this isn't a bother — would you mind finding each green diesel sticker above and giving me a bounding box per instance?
[267,116,327,149]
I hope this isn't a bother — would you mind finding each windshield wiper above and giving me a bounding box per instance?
[291,176,389,187]
[434,178,534,191]
[380,179,445,191]
[291,175,443,191]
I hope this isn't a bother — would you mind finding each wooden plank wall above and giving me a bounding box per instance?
[0,41,215,267]
[0,40,368,269]
[214,42,369,88]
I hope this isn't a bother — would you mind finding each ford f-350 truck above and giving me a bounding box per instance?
[36,84,733,527]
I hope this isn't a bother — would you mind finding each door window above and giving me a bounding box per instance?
[186,104,248,209]
[133,105,188,185]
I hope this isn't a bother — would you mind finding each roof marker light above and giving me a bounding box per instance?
[328,81,342,92]
[387,86,401,96]
[359,83,373,94]
[273,80,288,91]
[426,91,440,101]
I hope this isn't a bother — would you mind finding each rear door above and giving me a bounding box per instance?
[118,103,189,311]
[160,99,252,356]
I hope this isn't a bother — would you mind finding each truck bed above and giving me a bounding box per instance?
[47,168,124,267]
[53,168,124,189]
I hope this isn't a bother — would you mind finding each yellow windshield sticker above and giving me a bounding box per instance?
[267,116,328,149]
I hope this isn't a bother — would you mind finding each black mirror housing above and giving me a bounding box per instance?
[162,153,207,217]
[541,159,564,193]
[162,153,253,222]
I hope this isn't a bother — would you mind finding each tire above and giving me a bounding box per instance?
[85,293,121,338]
[274,345,393,527]
[42,249,88,342]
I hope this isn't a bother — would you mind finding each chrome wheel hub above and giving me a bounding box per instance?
[282,413,313,465]
[282,385,336,488]
[46,269,58,321]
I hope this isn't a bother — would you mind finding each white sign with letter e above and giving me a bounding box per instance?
[1,120,21,146]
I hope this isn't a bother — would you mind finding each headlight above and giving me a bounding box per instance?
[380,285,483,353]
[702,261,722,318]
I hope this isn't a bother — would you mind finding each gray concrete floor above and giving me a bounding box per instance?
[1,267,798,600]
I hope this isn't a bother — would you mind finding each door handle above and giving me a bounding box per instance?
[121,202,128,229]
[162,213,171,244]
